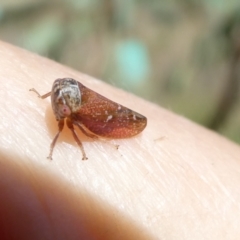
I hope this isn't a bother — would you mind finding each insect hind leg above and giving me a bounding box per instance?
[74,122,119,150]
[74,122,99,139]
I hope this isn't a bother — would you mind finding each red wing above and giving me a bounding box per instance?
[71,82,147,138]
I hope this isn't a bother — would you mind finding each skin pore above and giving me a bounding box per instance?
[0,41,240,240]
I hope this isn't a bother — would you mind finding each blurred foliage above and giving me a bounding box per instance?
[1,0,240,142]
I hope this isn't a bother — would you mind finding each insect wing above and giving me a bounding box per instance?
[72,82,147,138]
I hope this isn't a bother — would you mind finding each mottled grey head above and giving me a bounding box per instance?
[51,78,81,120]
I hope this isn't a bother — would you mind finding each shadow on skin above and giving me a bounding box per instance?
[0,151,154,240]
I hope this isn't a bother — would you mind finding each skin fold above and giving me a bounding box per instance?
[0,41,240,240]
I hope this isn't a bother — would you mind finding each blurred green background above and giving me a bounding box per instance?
[1,0,240,142]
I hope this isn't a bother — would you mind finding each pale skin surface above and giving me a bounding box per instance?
[0,40,240,240]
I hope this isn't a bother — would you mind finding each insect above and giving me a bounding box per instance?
[30,78,147,160]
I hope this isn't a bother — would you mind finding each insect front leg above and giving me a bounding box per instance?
[47,119,65,160]
[66,119,88,160]
[29,88,52,99]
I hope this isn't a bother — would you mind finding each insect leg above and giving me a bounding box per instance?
[47,119,64,160]
[66,119,88,160]
[74,122,98,139]
[75,122,119,150]
[29,88,52,99]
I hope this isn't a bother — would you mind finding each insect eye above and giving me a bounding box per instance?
[60,104,71,116]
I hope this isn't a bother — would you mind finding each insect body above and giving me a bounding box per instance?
[30,78,147,160]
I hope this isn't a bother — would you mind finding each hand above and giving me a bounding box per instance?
[0,41,240,239]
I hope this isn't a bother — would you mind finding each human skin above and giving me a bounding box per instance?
[0,41,240,240]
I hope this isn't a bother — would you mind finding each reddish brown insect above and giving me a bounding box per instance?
[30,78,147,160]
